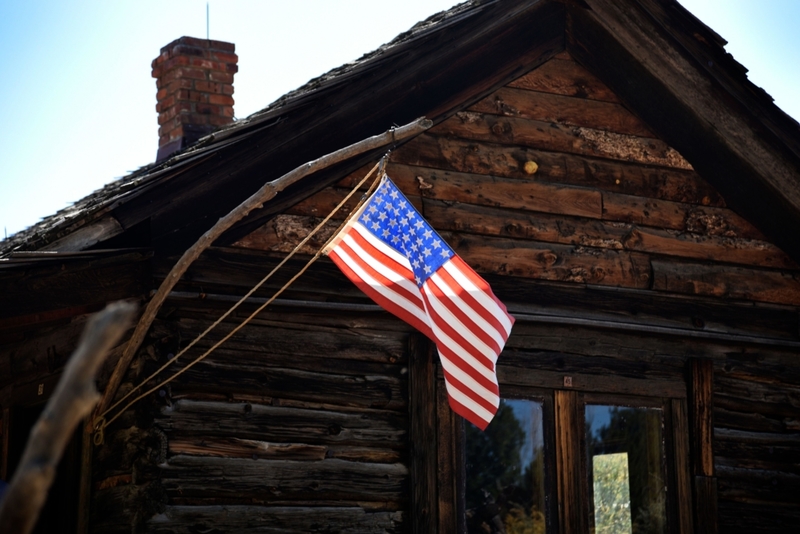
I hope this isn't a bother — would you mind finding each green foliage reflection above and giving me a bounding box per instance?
[586,406,666,534]
[592,453,632,534]
[465,400,546,534]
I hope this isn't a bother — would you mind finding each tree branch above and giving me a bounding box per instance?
[0,302,136,534]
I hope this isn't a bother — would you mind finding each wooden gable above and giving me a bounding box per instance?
[234,53,800,308]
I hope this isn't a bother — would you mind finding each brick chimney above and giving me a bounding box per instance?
[152,37,238,162]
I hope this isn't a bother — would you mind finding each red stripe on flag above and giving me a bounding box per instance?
[328,248,433,339]
[426,274,503,356]
[421,287,496,372]
[434,266,508,351]
[447,256,514,335]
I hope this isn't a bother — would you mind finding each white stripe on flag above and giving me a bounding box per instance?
[429,270,506,353]
[442,260,513,336]
[421,280,497,365]
[333,247,429,328]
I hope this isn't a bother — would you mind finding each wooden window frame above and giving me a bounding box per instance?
[415,356,696,533]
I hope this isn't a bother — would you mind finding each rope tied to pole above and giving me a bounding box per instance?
[93,155,389,442]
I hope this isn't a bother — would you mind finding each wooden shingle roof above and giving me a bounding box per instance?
[2,0,799,263]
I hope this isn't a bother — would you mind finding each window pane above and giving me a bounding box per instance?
[585,405,667,534]
[466,399,547,534]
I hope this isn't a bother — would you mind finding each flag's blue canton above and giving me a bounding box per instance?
[359,179,454,287]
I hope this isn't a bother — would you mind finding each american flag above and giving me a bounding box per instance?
[324,175,514,430]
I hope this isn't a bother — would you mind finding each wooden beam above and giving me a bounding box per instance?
[690,358,714,477]
[689,358,717,534]
[671,398,695,534]
[409,336,437,534]
[436,378,460,534]
[555,389,585,533]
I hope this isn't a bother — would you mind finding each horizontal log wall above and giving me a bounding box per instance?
[714,357,800,533]
[90,296,411,533]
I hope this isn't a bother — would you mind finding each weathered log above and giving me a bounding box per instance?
[432,111,689,168]
[714,405,799,435]
[716,465,800,506]
[391,135,724,205]
[0,302,135,534]
[498,364,685,397]
[469,86,652,136]
[173,318,408,365]
[146,505,405,534]
[508,57,620,102]
[165,358,407,411]
[718,500,800,533]
[441,231,651,288]
[652,259,800,306]
[157,399,407,449]
[159,455,408,503]
[714,428,800,473]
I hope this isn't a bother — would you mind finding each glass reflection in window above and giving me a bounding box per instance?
[466,399,547,534]
[585,405,667,534]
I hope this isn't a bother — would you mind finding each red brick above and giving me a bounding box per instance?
[194,81,222,94]
[208,71,233,84]
[176,89,208,103]
[220,105,234,118]
[210,51,238,64]
[221,84,234,96]
[195,103,220,115]
[183,113,209,125]
[165,79,193,94]
[183,67,208,80]
[152,54,191,78]
[226,63,239,74]
[151,51,169,69]
[158,107,177,125]
[155,94,176,113]
[156,88,169,101]
[208,94,234,106]
[189,57,229,71]
[209,115,233,126]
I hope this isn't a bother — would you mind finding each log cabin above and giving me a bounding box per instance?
[1,0,799,532]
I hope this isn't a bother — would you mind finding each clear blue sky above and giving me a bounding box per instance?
[1,0,798,238]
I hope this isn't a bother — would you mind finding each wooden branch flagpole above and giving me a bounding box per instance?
[93,117,432,423]
[0,302,136,534]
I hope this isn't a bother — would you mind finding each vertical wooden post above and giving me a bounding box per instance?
[76,422,93,534]
[436,377,459,534]
[689,358,717,534]
[409,335,437,534]
[555,389,585,533]
[671,398,695,534]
